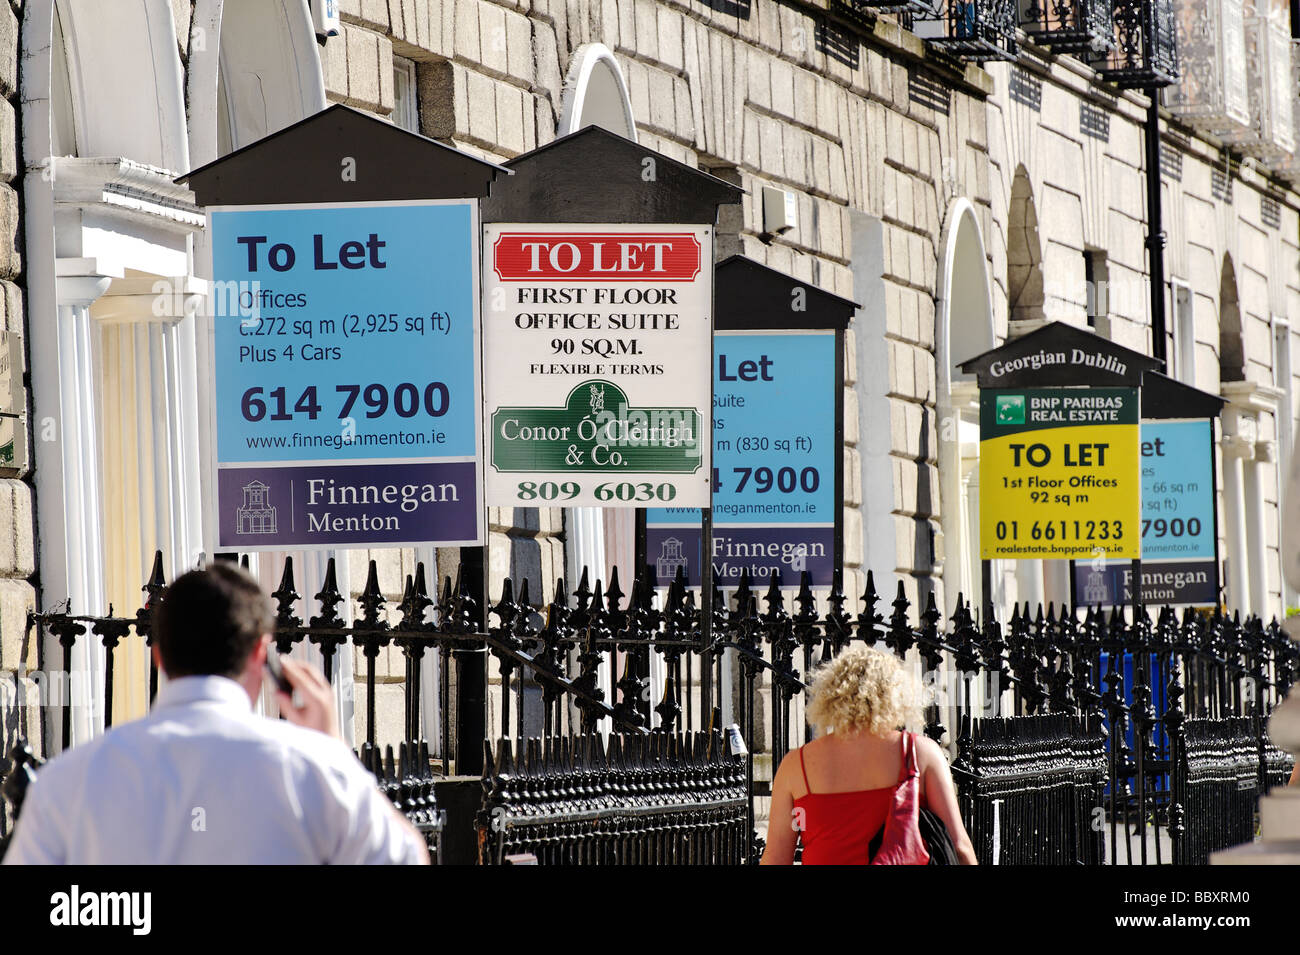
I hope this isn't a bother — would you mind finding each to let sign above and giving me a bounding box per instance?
[646,331,836,587]
[1073,418,1217,605]
[207,200,484,551]
[979,387,1140,560]
[483,224,712,508]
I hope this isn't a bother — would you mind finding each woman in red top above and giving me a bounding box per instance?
[760,645,977,865]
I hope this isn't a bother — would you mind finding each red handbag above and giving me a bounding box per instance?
[868,732,931,865]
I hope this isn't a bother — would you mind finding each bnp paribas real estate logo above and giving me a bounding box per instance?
[995,394,1025,426]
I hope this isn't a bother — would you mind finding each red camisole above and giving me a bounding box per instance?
[792,735,907,866]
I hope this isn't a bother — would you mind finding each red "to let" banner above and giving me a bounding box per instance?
[491,231,702,281]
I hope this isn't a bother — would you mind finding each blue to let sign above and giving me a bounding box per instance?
[647,330,836,587]
[1072,418,1218,606]
[207,200,483,550]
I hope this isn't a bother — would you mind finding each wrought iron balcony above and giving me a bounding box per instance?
[1273,41,1300,184]
[837,0,941,17]
[1164,0,1250,137]
[1223,16,1295,165]
[1020,0,1114,55]
[915,0,1019,62]
[1096,0,1179,89]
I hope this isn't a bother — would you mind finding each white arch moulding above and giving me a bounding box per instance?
[186,0,327,168]
[555,43,641,729]
[558,43,638,142]
[935,198,995,620]
[555,43,640,589]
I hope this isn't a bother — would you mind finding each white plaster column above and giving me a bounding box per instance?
[1221,431,1252,616]
[37,270,115,749]
[566,506,611,733]
[1244,439,1275,618]
[958,467,975,607]
[414,544,442,751]
[1015,559,1046,613]
[171,295,207,573]
[964,461,986,612]
[91,278,207,580]
[1043,560,1072,611]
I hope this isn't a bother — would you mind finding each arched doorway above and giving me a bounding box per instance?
[184,0,363,738]
[1217,255,1269,616]
[1002,167,1056,609]
[936,199,994,618]
[187,0,327,167]
[555,44,640,589]
[1007,166,1045,327]
[23,0,196,743]
[1219,256,1245,384]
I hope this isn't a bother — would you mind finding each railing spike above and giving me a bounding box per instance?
[146,550,166,590]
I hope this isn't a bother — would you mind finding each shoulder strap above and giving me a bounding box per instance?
[899,732,918,783]
[799,746,812,794]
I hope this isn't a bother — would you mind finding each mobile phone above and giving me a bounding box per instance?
[265,651,294,695]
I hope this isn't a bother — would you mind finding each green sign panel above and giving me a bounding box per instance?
[491,380,702,473]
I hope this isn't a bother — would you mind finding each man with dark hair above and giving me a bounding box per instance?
[3,564,428,865]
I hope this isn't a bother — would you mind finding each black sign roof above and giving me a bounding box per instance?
[481,125,743,224]
[1141,372,1226,419]
[957,321,1161,388]
[177,104,511,205]
[715,255,857,331]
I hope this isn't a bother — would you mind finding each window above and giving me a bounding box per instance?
[393,56,419,133]
[1084,248,1109,336]
[1171,280,1195,385]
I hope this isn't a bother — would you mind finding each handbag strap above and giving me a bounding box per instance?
[898,731,918,784]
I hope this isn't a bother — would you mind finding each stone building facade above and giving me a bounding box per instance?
[0,0,1296,754]
[0,0,30,756]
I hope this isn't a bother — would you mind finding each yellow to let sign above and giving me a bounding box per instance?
[979,387,1140,560]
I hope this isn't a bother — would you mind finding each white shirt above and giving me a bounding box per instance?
[3,676,426,865]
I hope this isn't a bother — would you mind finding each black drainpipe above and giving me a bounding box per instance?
[1145,91,1167,367]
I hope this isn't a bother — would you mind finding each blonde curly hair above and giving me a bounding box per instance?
[805,644,921,736]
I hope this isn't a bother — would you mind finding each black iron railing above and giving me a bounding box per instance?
[1171,717,1260,864]
[1096,0,1179,89]
[0,742,41,859]
[922,0,1020,62]
[836,0,941,18]
[359,740,445,863]
[3,550,1295,864]
[952,713,1107,865]
[1021,0,1114,54]
[476,730,748,865]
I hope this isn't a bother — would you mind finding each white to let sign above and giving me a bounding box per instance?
[483,223,713,508]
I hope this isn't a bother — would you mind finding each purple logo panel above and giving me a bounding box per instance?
[1071,558,1218,607]
[648,525,834,588]
[218,460,478,548]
